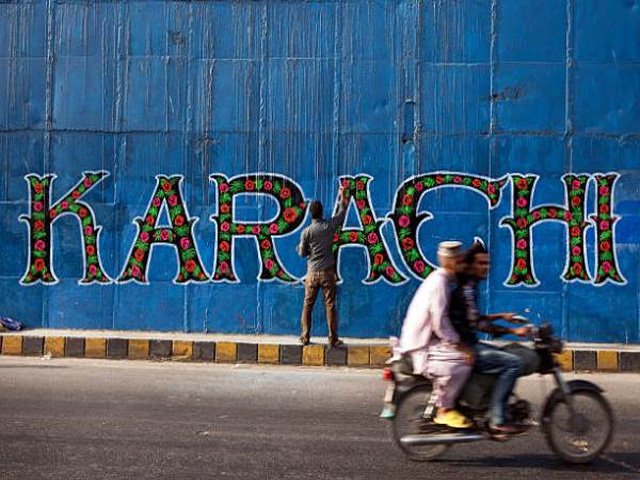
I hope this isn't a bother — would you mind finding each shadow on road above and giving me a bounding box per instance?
[445,452,640,474]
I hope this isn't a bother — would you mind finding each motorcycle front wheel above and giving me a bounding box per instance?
[544,389,614,464]
[391,385,451,462]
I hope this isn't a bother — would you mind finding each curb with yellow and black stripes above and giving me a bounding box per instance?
[0,333,639,371]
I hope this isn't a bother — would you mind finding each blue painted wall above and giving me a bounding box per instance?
[0,1,638,343]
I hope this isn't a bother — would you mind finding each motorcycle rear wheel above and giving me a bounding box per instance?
[391,385,451,462]
[544,389,614,464]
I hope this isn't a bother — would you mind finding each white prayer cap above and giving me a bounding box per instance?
[437,240,462,258]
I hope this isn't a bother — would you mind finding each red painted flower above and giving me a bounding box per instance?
[356,180,365,191]
[34,239,46,251]
[160,230,170,241]
[572,246,581,256]
[221,222,230,232]
[72,191,80,199]
[435,176,444,185]
[284,208,298,223]
[415,182,424,192]
[220,204,230,214]
[88,264,97,276]
[84,178,93,188]
[600,241,611,252]
[573,263,583,275]
[402,194,413,206]
[516,178,528,190]
[49,209,57,219]
[413,260,425,274]
[180,237,191,250]
[333,234,339,242]
[570,226,581,237]
[185,259,196,273]
[34,258,45,272]
[532,211,541,220]
[599,220,610,231]
[34,220,45,231]
[356,199,365,210]
[131,265,142,278]
[516,218,528,229]
[146,215,155,226]
[599,185,609,196]
[34,183,43,194]
[342,179,350,188]
[220,241,230,252]
[219,262,229,273]
[572,179,582,190]
[219,183,229,193]
[362,215,372,225]
[599,204,609,214]
[385,266,395,278]
[269,223,279,234]
[264,181,272,191]
[174,215,185,227]
[516,197,528,208]
[61,201,69,210]
[472,178,481,188]
[280,187,291,199]
[236,225,245,234]
[398,215,410,228]
[571,196,581,207]
[453,176,462,184]
[140,232,150,242]
[168,194,178,207]
[349,231,358,242]
[374,253,384,266]
[548,209,557,218]
[162,181,172,192]
[564,211,573,221]
[487,184,496,195]
[516,239,527,250]
[602,261,612,273]
[265,259,274,270]
[261,239,271,250]
[244,180,255,191]
[402,237,414,251]
[134,249,145,262]
[517,258,527,270]
[33,202,43,212]
[86,245,95,256]
[79,208,88,218]
[153,197,161,207]
[367,232,378,244]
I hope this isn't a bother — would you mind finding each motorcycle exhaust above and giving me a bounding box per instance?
[400,432,484,446]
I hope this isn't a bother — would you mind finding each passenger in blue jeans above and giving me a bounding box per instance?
[449,240,531,434]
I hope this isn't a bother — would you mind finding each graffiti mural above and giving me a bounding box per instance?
[19,171,627,288]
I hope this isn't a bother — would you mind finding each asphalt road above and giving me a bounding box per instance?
[0,356,638,480]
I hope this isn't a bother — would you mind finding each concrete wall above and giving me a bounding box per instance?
[0,1,638,342]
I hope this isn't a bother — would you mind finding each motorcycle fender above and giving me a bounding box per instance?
[393,380,431,406]
[540,380,604,426]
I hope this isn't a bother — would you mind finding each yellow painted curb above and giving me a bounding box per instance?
[2,336,22,355]
[128,339,150,360]
[370,346,391,367]
[85,338,106,358]
[216,342,237,363]
[347,346,370,366]
[258,344,280,364]
[44,337,65,357]
[173,340,193,359]
[555,350,573,371]
[597,351,618,371]
[302,345,324,366]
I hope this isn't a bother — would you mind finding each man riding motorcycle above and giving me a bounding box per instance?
[449,240,531,435]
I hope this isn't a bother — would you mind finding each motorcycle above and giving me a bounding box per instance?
[380,320,614,464]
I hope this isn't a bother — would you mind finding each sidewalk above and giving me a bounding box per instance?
[1,329,639,372]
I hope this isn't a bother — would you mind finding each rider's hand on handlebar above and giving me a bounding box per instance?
[512,326,532,338]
